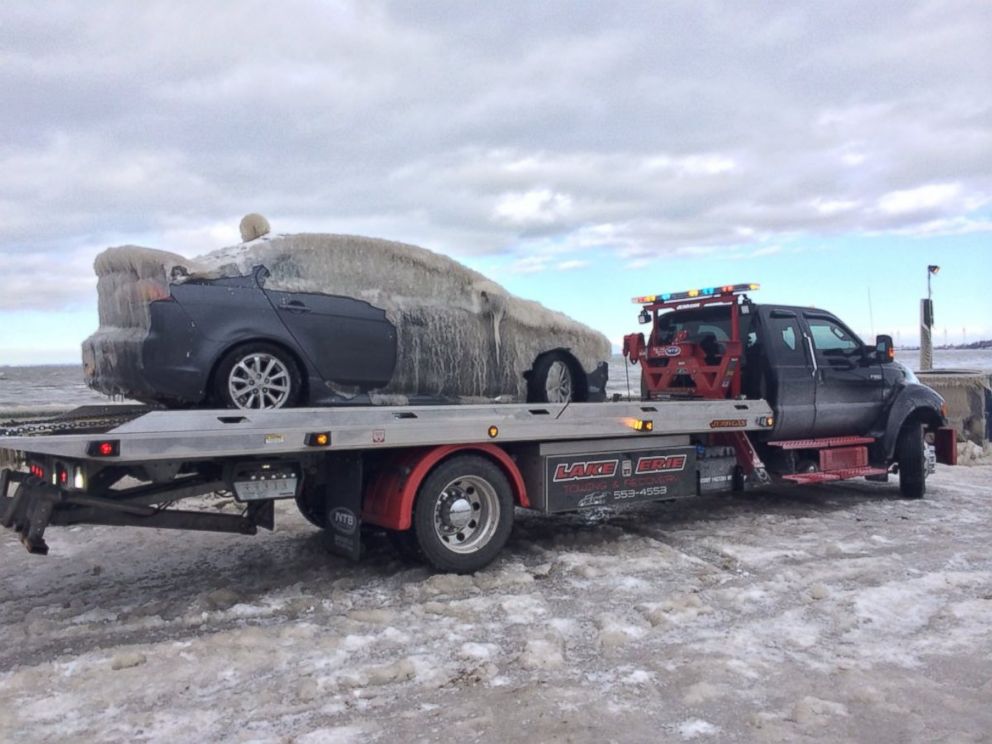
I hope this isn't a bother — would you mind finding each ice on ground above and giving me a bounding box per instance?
[678,719,721,739]
[958,439,992,465]
[1,464,991,741]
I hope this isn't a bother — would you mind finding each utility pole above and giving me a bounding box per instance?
[920,265,939,370]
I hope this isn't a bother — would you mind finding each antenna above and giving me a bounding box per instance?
[867,287,875,338]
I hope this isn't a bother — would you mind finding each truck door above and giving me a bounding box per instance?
[801,312,883,437]
[758,308,817,439]
[265,289,398,389]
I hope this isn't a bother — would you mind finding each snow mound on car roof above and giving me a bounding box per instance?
[196,233,597,334]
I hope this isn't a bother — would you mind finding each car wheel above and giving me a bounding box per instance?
[412,455,514,574]
[529,353,577,403]
[896,421,926,499]
[214,343,301,410]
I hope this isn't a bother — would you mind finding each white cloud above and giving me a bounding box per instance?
[493,189,573,225]
[878,183,963,215]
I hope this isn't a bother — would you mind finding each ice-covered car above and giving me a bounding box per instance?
[82,233,611,409]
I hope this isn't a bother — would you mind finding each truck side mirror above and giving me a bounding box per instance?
[638,309,651,325]
[875,334,894,363]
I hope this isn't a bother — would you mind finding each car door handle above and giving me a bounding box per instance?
[280,301,311,314]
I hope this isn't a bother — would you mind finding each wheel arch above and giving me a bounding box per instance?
[206,337,311,405]
[879,384,946,461]
[362,444,529,531]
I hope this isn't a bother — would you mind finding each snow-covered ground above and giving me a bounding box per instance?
[2,462,991,743]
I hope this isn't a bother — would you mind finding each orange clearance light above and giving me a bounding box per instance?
[627,419,653,432]
[305,432,331,447]
[488,425,499,439]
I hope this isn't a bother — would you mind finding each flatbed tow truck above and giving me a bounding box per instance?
[0,284,958,573]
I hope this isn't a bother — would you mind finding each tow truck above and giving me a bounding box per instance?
[1,284,957,573]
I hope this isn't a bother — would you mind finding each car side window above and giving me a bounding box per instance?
[766,312,806,365]
[807,317,859,355]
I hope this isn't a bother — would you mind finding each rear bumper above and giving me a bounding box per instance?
[82,301,210,405]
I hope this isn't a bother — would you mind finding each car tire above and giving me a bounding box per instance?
[214,343,302,410]
[412,455,514,574]
[896,421,926,499]
[528,352,578,403]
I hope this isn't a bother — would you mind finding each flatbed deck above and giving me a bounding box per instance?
[0,398,774,463]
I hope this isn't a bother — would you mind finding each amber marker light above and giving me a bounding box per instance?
[305,432,331,447]
[625,418,654,432]
[488,425,499,439]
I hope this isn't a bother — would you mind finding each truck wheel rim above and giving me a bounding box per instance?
[545,361,572,402]
[229,354,291,409]
[432,475,500,554]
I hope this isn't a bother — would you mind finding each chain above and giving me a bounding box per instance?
[0,413,142,438]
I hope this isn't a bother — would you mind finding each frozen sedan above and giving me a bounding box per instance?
[82,233,611,409]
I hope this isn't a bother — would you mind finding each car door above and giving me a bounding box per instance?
[265,289,397,388]
[801,312,883,437]
[757,307,817,439]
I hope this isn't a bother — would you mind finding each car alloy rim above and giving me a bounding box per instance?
[431,475,500,554]
[228,353,292,409]
[545,360,573,403]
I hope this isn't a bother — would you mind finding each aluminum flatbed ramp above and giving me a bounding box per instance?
[0,399,772,463]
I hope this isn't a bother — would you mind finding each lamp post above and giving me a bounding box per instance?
[920,265,940,371]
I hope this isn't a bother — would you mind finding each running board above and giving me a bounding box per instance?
[781,466,889,485]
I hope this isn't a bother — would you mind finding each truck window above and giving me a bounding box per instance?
[807,317,859,354]
[766,313,806,365]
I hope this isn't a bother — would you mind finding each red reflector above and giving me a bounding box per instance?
[87,440,120,457]
[57,465,68,485]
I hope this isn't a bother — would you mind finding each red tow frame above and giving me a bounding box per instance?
[623,285,754,400]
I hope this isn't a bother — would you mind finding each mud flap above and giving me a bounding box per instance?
[321,453,364,561]
[935,426,957,466]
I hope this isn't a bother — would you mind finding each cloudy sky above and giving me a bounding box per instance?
[2,1,990,364]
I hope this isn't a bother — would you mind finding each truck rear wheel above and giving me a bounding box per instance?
[412,455,513,573]
[896,422,926,499]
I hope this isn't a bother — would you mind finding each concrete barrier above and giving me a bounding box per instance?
[917,369,991,445]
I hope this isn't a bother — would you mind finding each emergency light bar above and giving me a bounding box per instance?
[632,283,759,305]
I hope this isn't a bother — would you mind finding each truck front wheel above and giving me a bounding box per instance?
[412,455,514,573]
[896,422,926,499]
